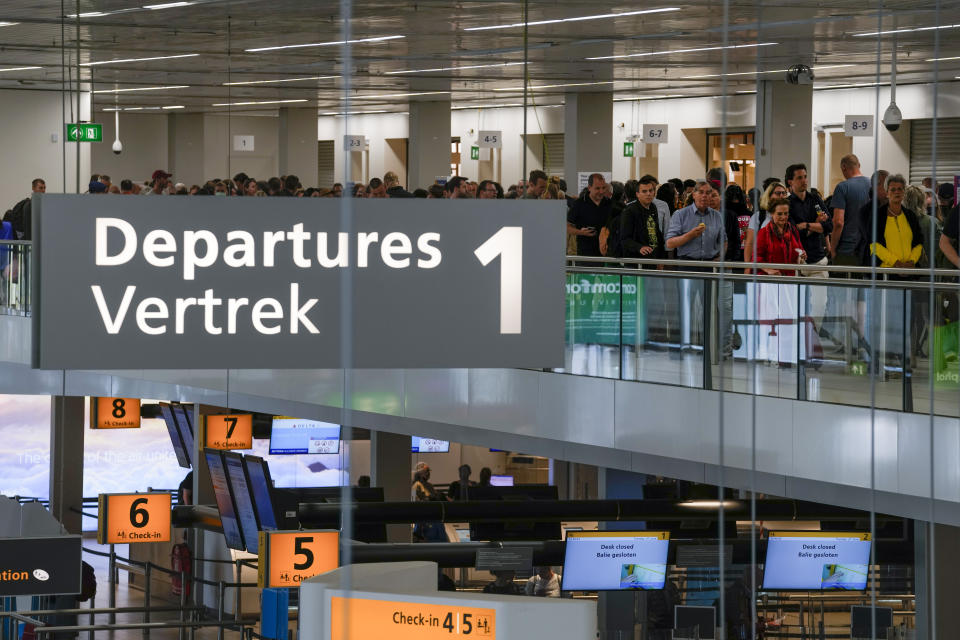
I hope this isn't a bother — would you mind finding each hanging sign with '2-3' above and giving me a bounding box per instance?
[33,197,565,369]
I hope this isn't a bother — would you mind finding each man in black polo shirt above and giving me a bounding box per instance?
[567,173,612,257]
[786,163,831,331]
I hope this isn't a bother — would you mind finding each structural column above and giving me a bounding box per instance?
[371,430,412,543]
[407,100,451,189]
[755,80,813,184]
[279,107,319,186]
[916,521,960,639]
[563,92,613,191]
[48,396,85,534]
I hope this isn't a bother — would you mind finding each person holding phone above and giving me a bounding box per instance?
[566,173,612,258]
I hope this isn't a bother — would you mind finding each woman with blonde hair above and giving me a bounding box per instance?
[742,181,789,270]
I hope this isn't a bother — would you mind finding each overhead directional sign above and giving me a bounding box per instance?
[92,396,141,429]
[205,414,253,450]
[33,197,565,369]
[641,124,668,144]
[477,130,501,149]
[331,596,496,639]
[258,530,339,588]
[66,123,103,142]
[623,141,634,157]
[0,536,82,596]
[98,492,172,544]
[343,135,365,151]
[844,115,875,137]
[470,146,480,161]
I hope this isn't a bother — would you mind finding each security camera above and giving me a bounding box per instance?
[785,64,813,85]
[112,139,123,155]
[882,102,902,132]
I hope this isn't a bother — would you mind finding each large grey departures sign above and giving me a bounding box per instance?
[33,196,565,369]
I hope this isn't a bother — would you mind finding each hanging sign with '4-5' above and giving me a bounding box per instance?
[33,197,565,369]
[476,131,502,149]
[66,123,102,142]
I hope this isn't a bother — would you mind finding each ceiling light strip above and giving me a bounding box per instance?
[93,85,189,93]
[211,99,309,106]
[587,41,776,61]
[855,23,960,37]
[492,80,613,92]
[81,53,199,66]
[386,62,526,75]
[465,7,679,31]
[0,66,41,72]
[245,35,404,53]
[223,75,339,86]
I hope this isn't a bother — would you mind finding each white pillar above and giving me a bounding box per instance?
[563,92,613,190]
[755,80,813,184]
[408,100,451,190]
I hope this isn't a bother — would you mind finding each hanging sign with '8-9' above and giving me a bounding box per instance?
[33,197,565,369]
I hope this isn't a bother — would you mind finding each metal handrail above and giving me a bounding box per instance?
[568,254,960,276]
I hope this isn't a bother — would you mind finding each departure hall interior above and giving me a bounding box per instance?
[0,0,959,639]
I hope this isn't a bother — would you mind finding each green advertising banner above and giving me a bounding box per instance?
[565,274,647,345]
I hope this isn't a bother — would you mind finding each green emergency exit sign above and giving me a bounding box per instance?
[470,145,480,161]
[66,123,103,142]
[623,141,634,157]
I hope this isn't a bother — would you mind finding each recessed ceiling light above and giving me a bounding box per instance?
[350,91,450,99]
[813,81,889,89]
[587,42,776,61]
[144,1,194,8]
[321,110,394,116]
[928,55,960,62]
[465,7,680,31]
[493,81,614,91]
[211,99,309,106]
[0,22,20,27]
[223,75,339,86]
[245,35,404,53]
[67,12,108,17]
[93,85,190,93]
[81,53,199,66]
[0,66,42,72]
[386,62,526,75]
[855,23,960,37]
[613,94,683,101]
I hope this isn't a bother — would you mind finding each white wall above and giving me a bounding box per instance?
[0,89,90,205]
[318,113,409,186]
[203,113,279,182]
[92,112,168,184]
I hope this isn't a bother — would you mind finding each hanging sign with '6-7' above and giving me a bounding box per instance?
[32,197,565,369]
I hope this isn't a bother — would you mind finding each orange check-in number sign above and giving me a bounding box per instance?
[205,414,253,450]
[98,493,171,544]
[93,397,141,429]
[259,530,339,588]
[331,597,496,640]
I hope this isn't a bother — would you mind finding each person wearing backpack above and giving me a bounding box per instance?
[3,178,44,240]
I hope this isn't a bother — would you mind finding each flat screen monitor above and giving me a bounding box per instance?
[171,404,194,465]
[223,452,261,554]
[850,606,893,639]
[411,437,449,453]
[763,531,872,591]
[674,606,716,639]
[243,455,278,531]
[490,475,514,487]
[561,531,670,591]
[269,418,340,455]
[203,449,245,551]
[159,404,190,469]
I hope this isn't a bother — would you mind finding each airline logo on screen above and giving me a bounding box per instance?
[330,597,495,639]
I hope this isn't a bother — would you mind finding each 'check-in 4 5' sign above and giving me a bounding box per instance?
[33,197,565,369]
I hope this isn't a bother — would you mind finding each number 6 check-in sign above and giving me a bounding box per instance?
[258,530,340,588]
[97,493,172,544]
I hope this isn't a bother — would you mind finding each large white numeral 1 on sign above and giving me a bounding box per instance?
[474,226,523,334]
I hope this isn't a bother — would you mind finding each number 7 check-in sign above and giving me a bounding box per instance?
[259,530,340,588]
[204,414,253,450]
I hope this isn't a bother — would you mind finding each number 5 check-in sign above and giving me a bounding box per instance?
[97,493,172,544]
[258,530,340,588]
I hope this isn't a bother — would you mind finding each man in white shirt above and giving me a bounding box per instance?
[525,566,561,597]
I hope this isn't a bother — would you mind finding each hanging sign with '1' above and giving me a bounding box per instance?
[97,493,172,544]
[33,197,565,369]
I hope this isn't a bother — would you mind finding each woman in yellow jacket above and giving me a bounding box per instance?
[869,174,924,275]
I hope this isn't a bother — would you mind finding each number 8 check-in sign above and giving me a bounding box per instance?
[97,493,172,544]
[259,530,340,588]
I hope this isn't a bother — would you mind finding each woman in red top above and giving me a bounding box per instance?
[755,198,806,274]
[753,198,806,366]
